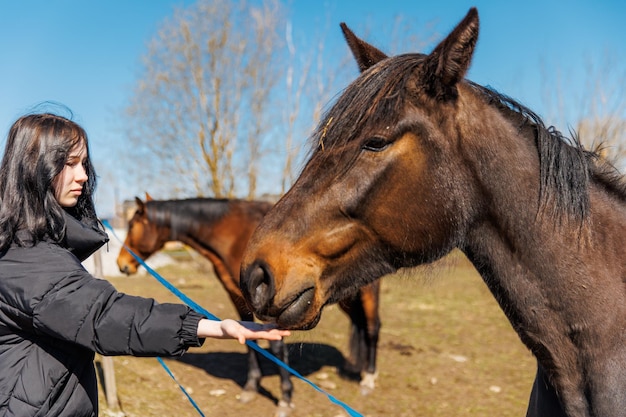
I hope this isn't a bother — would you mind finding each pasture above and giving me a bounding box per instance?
[96,249,535,417]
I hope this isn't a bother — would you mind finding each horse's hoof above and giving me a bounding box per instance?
[359,385,373,396]
[359,371,378,396]
[273,400,295,417]
[237,390,256,404]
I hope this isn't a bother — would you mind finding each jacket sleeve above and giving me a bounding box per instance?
[32,255,206,357]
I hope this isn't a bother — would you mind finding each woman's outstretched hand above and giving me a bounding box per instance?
[197,318,291,344]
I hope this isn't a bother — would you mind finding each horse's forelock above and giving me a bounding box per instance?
[309,54,425,157]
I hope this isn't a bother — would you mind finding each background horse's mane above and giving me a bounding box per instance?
[145,198,231,238]
[306,52,626,224]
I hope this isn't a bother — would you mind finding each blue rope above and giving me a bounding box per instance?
[102,220,363,417]
[156,357,205,417]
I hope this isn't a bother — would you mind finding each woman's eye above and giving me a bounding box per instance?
[362,137,389,152]
[66,157,85,167]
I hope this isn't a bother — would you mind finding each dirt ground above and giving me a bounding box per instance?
[96,250,535,417]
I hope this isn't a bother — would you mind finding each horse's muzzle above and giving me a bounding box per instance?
[241,261,320,329]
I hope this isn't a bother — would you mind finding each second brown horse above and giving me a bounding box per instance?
[116,195,381,416]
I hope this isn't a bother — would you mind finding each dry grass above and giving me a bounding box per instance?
[97,251,535,417]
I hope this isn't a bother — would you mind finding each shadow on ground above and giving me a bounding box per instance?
[175,342,347,403]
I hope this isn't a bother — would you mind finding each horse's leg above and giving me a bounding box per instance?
[339,280,382,396]
[234,302,263,404]
[239,340,262,403]
[235,309,295,408]
[208,256,295,411]
[363,280,381,394]
[358,280,381,395]
[206,257,263,403]
[526,363,568,417]
[269,339,294,417]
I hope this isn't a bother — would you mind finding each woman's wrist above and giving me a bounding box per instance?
[197,318,225,338]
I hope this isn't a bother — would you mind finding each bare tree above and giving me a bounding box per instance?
[280,20,312,193]
[279,15,350,193]
[576,54,626,166]
[118,4,438,201]
[242,1,283,198]
[122,0,283,199]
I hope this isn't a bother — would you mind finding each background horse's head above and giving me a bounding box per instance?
[117,194,168,275]
[241,9,482,329]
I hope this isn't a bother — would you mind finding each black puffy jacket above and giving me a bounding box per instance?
[0,214,204,416]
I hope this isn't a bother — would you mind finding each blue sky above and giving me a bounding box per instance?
[1,0,624,216]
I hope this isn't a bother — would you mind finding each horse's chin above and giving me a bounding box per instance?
[278,312,322,331]
[273,288,324,330]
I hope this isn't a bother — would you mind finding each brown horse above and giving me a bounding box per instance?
[239,8,626,417]
[116,196,382,415]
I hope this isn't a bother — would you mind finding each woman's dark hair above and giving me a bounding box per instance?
[0,113,99,251]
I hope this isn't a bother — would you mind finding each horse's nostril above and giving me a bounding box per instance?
[245,262,275,312]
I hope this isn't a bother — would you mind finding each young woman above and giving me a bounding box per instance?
[0,112,289,416]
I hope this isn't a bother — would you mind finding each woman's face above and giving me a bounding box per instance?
[53,141,88,207]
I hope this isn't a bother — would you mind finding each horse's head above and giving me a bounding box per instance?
[241,9,482,329]
[117,195,167,275]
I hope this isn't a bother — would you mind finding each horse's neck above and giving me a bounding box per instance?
[458,110,626,352]
[460,168,626,369]
[462,158,626,294]
[461,122,626,281]
[462,218,574,299]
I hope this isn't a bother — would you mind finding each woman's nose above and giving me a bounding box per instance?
[76,165,88,183]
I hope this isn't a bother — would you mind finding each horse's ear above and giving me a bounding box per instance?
[135,196,146,214]
[145,192,153,201]
[423,8,479,98]
[340,23,388,72]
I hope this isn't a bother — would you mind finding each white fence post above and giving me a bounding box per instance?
[93,248,120,412]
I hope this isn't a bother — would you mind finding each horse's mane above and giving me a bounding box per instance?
[467,81,626,222]
[307,52,626,223]
[145,198,232,237]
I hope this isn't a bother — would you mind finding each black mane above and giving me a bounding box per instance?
[468,81,626,221]
[145,198,231,238]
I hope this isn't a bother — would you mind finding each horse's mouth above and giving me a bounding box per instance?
[272,287,323,330]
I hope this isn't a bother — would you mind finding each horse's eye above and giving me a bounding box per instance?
[362,137,390,152]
